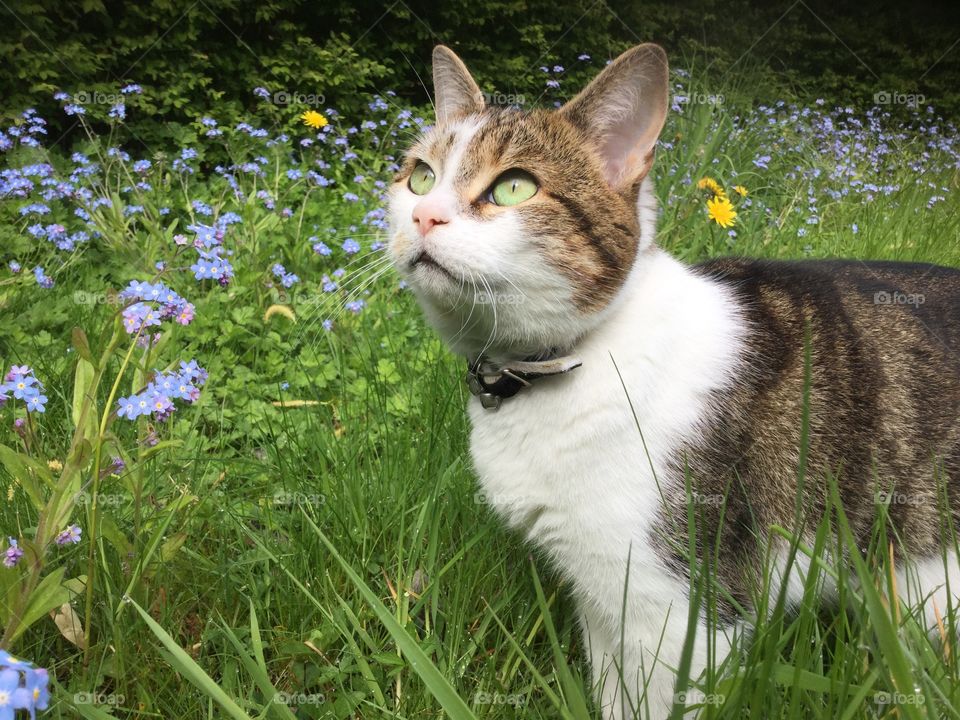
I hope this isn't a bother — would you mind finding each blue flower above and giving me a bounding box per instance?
[25,393,47,413]
[117,396,139,419]
[0,667,22,716]
[2,539,22,568]
[120,83,143,94]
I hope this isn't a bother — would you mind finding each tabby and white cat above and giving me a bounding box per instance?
[387,43,960,719]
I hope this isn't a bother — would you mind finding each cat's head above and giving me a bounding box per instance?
[387,44,669,359]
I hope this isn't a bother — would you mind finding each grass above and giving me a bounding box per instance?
[2,64,960,720]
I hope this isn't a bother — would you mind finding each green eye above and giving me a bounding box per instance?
[408,161,436,195]
[490,169,538,206]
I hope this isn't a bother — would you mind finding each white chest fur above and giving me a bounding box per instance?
[467,248,746,641]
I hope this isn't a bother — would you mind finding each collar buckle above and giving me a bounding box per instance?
[465,353,582,411]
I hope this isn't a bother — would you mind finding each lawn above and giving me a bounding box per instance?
[1,44,959,720]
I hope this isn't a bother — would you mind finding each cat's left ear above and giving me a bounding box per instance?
[560,44,669,189]
[432,46,484,125]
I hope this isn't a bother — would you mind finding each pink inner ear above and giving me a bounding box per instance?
[601,125,658,187]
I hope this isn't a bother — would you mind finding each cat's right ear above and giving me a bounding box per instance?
[432,46,484,125]
[560,44,669,190]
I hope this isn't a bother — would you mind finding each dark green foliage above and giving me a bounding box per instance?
[2,0,959,149]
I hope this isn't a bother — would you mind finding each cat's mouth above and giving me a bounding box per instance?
[410,250,458,281]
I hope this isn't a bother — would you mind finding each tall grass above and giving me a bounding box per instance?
[3,66,960,719]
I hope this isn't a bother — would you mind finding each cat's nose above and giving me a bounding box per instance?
[412,199,451,236]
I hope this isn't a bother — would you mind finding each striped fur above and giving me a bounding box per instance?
[386,44,960,720]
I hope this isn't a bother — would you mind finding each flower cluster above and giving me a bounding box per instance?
[119,280,195,336]
[0,649,50,717]
[55,524,82,545]
[271,263,299,288]
[187,220,237,286]
[0,366,47,413]
[697,177,741,229]
[3,538,22,568]
[116,360,207,421]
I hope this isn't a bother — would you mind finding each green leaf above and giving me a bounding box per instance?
[72,354,98,444]
[302,512,477,720]
[8,567,69,645]
[71,327,96,366]
[0,443,51,510]
[127,598,255,720]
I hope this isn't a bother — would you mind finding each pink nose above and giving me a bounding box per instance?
[412,200,451,236]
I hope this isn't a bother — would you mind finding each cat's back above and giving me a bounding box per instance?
[694,256,960,354]
[681,255,960,566]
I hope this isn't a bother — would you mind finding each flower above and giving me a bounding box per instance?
[696,177,726,197]
[706,196,737,228]
[0,652,50,717]
[0,668,20,714]
[55,525,82,545]
[733,185,748,197]
[25,393,47,413]
[3,538,23,568]
[301,110,328,129]
[26,667,50,712]
[33,266,54,288]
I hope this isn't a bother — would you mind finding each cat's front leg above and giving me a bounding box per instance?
[579,595,718,720]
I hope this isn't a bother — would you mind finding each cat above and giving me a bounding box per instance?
[387,43,960,719]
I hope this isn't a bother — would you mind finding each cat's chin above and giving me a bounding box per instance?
[408,250,461,286]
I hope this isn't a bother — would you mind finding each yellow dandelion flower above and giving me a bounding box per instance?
[707,196,737,228]
[300,110,328,129]
[47,459,63,472]
[733,185,748,197]
[696,177,724,197]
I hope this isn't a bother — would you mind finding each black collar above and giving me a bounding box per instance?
[465,353,583,410]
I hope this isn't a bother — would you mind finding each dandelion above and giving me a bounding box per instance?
[733,185,748,197]
[697,177,726,198]
[706,196,737,228]
[301,110,328,129]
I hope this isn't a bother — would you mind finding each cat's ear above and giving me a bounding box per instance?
[432,46,484,125]
[560,44,669,189]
